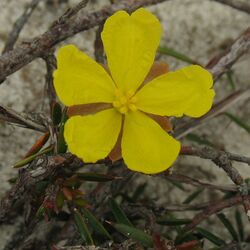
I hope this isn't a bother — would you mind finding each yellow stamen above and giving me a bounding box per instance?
[130,96,137,104]
[112,89,138,114]
[113,101,121,108]
[126,89,134,98]
[128,104,137,111]
[119,106,128,114]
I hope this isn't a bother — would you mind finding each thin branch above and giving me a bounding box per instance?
[127,201,208,214]
[2,0,42,54]
[211,0,250,15]
[42,52,57,113]
[127,196,241,213]
[183,194,244,231]
[51,0,89,27]
[0,0,169,83]
[207,26,250,80]
[180,145,250,166]
[0,105,47,132]
[163,173,238,192]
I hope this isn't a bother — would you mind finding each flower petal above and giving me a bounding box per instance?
[54,45,116,106]
[64,109,122,162]
[135,65,215,118]
[101,8,162,93]
[121,111,180,174]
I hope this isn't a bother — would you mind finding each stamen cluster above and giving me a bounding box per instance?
[113,89,137,114]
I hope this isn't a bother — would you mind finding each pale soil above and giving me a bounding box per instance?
[0,0,250,247]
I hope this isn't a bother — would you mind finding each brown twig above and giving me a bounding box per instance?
[211,0,250,15]
[154,201,213,212]
[180,145,250,166]
[164,173,237,192]
[206,26,250,80]
[0,105,47,132]
[42,52,57,113]
[183,194,244,231]
[50,0,89,27]
[2,0,42,54]
[0,0,169,83]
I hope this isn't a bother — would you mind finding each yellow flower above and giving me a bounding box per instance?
[53,8,215,174]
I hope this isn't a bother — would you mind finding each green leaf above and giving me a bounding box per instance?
[111,223,153,247]
[56,191,65,209]
[196,227,226,246]
[109,198,133,227]
[183,188,204,204]
[224,112,250,134]
[165,214,183,234]
[52,102,62,126]
[235,209,244,241]
[132,183,147,201]
[13,145,53,168]
[223,191,237,199]
[158,46,198,64]
[73,209,94,245]
[81,208,112,240]
[64,177,81,188]
[74,198,88,207]
[76,172,119,182]
[57,109,68,153]
[157,217,191,226]
[35,181,49,194]
[217,213,239,242]
[226,70,236,91]
[186,133,214,147]
[175,231,198,245]
[36,205,46,218]
[167,179,186,191]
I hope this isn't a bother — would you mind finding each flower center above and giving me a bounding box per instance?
[113,89,137,114]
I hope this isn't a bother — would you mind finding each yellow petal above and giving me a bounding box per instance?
[135,65,215,118]
[121,111,180,174]
[64,109,122,162]
[54,45,116,106]
[101,8,162,93]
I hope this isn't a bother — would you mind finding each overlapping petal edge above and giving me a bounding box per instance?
[53,8,215,174]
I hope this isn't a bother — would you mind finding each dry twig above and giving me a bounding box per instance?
[180,146,250,166]
[0,105,47,132]
[184,194,245,231]
[164,173,238,192]
[42,52,57,113]
[2,0,42,54]
[207,26,250,80]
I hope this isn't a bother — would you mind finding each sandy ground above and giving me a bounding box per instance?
[0,0,250,247]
